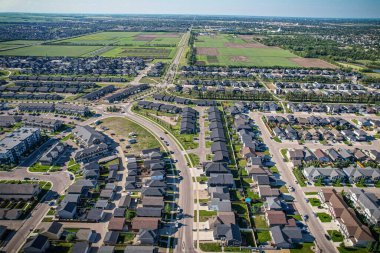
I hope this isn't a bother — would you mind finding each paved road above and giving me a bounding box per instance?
[123,104,196,253]
[251,112,338,253]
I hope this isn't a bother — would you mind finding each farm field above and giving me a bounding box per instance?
[0,45,102,57]
[101,46,176,59]
[55,31,182,46]
[0,40,43,51]
[194,33,335,68]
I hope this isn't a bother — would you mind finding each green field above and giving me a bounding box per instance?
[0,45,102,57]
[0,40,43,51]
[101,46,176,59]
[194,33,300,67]
[55,32,182,46]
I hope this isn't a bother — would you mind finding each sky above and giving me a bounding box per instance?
[0,0,379,19]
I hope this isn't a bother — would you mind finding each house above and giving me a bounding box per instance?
[213,224,242,246]
[86,208,105,222]
[288,149,304,167]
[109,217,126,231]
[57,202,77,219]
[208,198,232,212]
[136,207,162,217]
[141,197,165,208]
[204,162,229,176]
[270,226,303,249]
[72,241,90,253]
[343,167,380,184]
[266,210,288,227]
[137,229,157,245]
[40,222,63,240]
[314,149,330,163]
[23,235,50,253]
[76,229,94,242]
[319,189,374,246]
[303,167,346,183]
[208,174,235,188]
[346,189,380,226]
[124,246,157,253]
[264,197,284,211]
[132,217,160,231]
[0,183,41,200]
[104,231,119,245]
[258,186,280,199]
[119,196,133,209]
[98,246,115,253]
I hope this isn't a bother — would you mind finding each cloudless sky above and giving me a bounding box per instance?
[0,0,379,18]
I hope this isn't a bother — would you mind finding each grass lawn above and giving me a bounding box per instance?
[288,214,303,221]
[253,215,268,229]
[338,247,369,253]
[327,230,344,242]
[232,202,248,215]
[199,243,250,252]
[270,166,279,173]
[67,159,81,174]
[317,212,332,222]
[293,168,307,187]
[308,198,321,207]
[273,137,282,143]
[194,210,217,222]
[280,149,289,162]
[188,153,200,166]
[101,117,160,155]
[118,232,135,244]
[257,230,271,244]
[305,192,318,195]
[290,243,315,253]
[29,163,51,172]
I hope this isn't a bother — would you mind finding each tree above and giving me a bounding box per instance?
[66,233,75,242]
[164,203,171,214]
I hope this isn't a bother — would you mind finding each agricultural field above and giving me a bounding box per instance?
[194,33,335,68]
[101,46,176,59]
[0,45,102,57]
[0,40,43,50]
[54,31,182,47]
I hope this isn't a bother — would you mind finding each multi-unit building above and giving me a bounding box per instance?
[319,189,374,246]
[0,127,41,164]
[346,189,380,226]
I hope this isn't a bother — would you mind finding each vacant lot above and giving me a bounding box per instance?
[195,33,332,67]
[0,45,101,57]
[100,117,160,155]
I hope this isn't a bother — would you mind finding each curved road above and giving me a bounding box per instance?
[122,104,196,253]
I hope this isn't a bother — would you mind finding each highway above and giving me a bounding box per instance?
[251,112,338,253]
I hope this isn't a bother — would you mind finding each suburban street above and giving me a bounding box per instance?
[251,112,339,253]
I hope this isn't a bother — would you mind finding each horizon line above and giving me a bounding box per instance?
[0,11,379,20]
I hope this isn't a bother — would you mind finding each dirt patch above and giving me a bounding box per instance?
[225,42,269,49]
[196,61,206,65]
[290,58,338,69]
[230,56,249,62]
[197,47,219,56]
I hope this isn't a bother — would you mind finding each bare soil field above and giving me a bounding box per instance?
[197,47,219,56]
[225,42,269,49]
[238,35,268,40]
[290,58,338,69]
[230,56,249,62]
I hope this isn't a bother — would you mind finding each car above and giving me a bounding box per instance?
[24,177,31,180]
[305,198,309,203]
[69,175,74,180]
[175,221,179,228]
[303,215,309,221]
[325,234,331,240]
[160,137,164,140]
[166,143,170,146]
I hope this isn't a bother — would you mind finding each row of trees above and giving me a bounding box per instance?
[187,32,197,65]
[261,35,379,62]
[285,91,380,104]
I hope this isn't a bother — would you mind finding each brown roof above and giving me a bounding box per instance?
[108,217,125,231]
[216,212,236,225]
[321,189,374,243]
[266,210,287,226]
[314,149,327,159]
[141,196,164,207]
[131,217,160,230]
